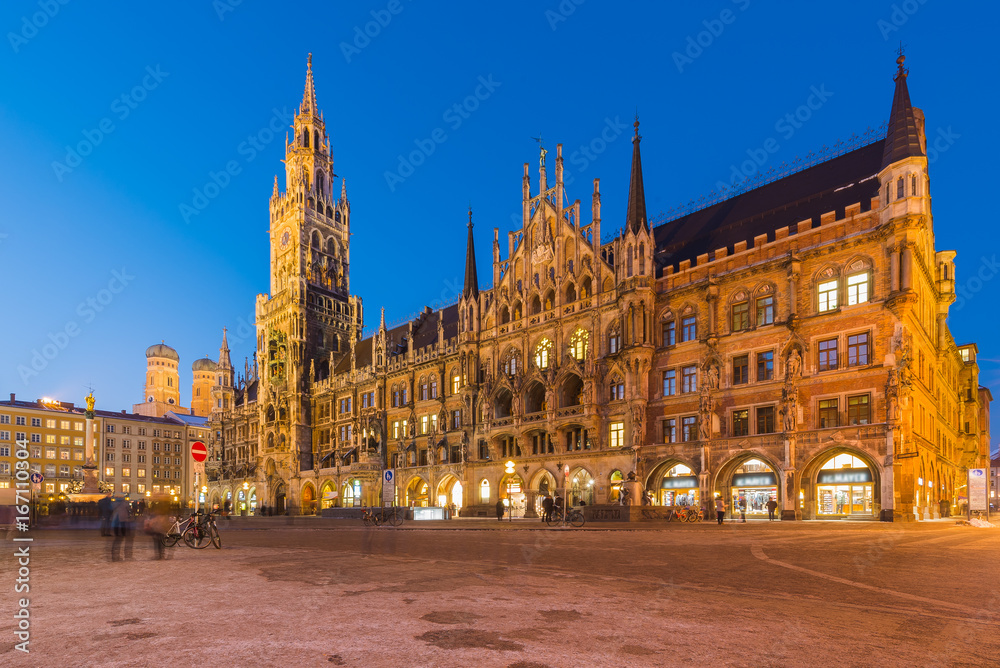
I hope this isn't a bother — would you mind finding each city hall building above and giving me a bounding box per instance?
[194,54,990,522]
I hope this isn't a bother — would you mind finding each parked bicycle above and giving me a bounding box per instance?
[362,507,404,527]
[546,507,586,528]
[666,505,703,523]
[186,511,222,549]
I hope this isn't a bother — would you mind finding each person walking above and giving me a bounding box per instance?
[143,502,171,560]
[110,496,134,561]
[98,493,113,537]
[766,497,778,521]
[738,495,747,523]
[715,497,726,525]
[495,498,505,521]
[541,495,554,523]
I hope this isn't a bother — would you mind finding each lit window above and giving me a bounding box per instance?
[732,409,749,436]
[480,479,490,502]
[847,272,869,305]
[452,375,461,395]
[663,418,676,443]
[570,330,589,360]
[609,422,624,448]
[818,280,838,312]
[535,339,552,369]
[104,467,114,477]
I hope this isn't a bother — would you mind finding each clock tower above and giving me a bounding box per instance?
[256,55,362,490]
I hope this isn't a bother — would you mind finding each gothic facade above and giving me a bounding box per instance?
[202,55,990,522]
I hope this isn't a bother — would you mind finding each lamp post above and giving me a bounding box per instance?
[243,481,249,517]
[563,463,570,522]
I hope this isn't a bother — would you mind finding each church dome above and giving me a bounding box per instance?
[192,357,217,371]
[146,343,179,361]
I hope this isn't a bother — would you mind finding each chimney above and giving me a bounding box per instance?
[122,410,126,414]
[9,393,14,402]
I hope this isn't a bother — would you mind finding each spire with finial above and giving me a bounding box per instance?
[301,53,318,117]
[272,175,279,199]
[881,48,924,169]
[463,207,479,300]
[380,307,386,331]
[218,328,232,370]
[625,115,648,234]
[340,178,347,202]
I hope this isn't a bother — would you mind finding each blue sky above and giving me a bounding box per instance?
[1,0,998,429]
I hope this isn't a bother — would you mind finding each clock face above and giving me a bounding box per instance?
[280,229,291,249]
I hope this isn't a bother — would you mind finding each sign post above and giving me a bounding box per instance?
[382,469,395,508]
[191,442,208,514]
[563,463,570,523]
[968,468,987,521]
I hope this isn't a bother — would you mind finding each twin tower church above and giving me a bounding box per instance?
[144,54,986,522]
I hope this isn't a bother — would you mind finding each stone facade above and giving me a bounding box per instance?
[202,55,991,522]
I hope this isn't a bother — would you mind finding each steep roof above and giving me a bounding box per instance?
[625,119,648,233]
[882,55,924,168]
[653,139,884,273]
[332,304,461,375]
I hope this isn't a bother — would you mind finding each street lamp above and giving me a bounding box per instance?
[504,460,515,523]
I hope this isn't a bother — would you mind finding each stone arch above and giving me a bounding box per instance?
[320,479,337,509]
[602,276,613,293]
[300,481,317,515]
[568,466,595,505]
[712,450,784,504]
[580,275,592,299]
[311,230,322,249]
[493,388,513,419]
[405,475,429,507]
[543,289,555,311]
[529,294,542,315]
[266,404,275,422]
[436,473,463,509]
[564,281,576,303]
[798,445,883,520]
[560,373,583,407]
[523,380,546,414]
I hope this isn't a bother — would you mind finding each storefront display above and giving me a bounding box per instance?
[730,460,778,515]
[658,464,699,507]
[816,454,873,516]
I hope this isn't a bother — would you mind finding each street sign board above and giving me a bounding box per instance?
[191,441,208,462]
[969,468,988,512]
[29,472,43,484]
[382,469,395,507]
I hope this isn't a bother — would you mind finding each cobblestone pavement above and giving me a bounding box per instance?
[3,519,999,667]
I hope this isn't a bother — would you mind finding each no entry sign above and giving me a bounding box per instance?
[191,441,208,462]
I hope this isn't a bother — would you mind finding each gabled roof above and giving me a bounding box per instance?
[653,140,884,273]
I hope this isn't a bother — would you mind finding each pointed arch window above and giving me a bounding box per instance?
[911,174,918,197]
[570,329,589,361]
[608,323,622,354]
[896,176,904,200]
[534,339,553,370]
[639,243,645,275]
[608,376,625,401]
[627,246,634,277]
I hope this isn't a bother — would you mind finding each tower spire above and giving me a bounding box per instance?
[219,328,232,370]
[881,52,924,169]
[625,116,648,234]
[301,53,318,116]
[463,208,479,300]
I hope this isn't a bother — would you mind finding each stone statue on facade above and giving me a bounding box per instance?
[781,385,797,432]
[706,363,720,390]
[785,348,802,380]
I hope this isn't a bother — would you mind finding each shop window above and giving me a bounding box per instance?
[733,355,749,385]
[681,416,697,442]
[757,351,774,381]
[609,422,624,448]
[756,406,775,434]
[819,399,839,428]
[681,366,698,393]
[663,370,676,396]
[732,409,749,437]
[848,394,870,425]
[756,296,774,326]
[662,320,676,346]
[731,301,750,332]
[818,338,838,371]
[818,280,838,312]
[681,316,696,342]
[848,332,869,366]
[662,418,676,443]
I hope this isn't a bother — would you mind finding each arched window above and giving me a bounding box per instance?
[480,479,490,503]
[303,130,310,148]
[167,377,173,387]
[581,276,592,299]
[451,371,461,395]
[530,295,542,315]
[565,282,576,303]
[627,246,634,277]
[512,301,523,320]
[534,339,553,370]
[608,323,622,354]
[500,305,510,324]
[430,376,438,399]
[896,176,904,199]
[639,243,645,275]
[313,130,320,151]
[419,376,429,401]
[543,290,554,311]
[911,174,918,197]
[392,385,400,408]
[570,329,589,360]
[502,348,520,376]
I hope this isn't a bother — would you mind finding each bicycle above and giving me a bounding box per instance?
[666,506,701,523]
[187,511,221,549]
[545,508,586,528]
[161,513,198,547]
[362,507,403,527]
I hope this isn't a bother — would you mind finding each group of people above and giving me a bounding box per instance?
[98,493,175,561]
[713,495,779,523]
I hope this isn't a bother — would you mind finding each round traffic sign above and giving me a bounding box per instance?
[30,472,43,484]
[384,470,394,483]
[191,441,208,462]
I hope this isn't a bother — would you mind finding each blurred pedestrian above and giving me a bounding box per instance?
[738,495,747,523]
[541,495,554,522]
[766,497,778,521]
[715,497,726,525]
[110,496,134,561]
[495,498,505,521]
[98,493,113,537]
[143,502,171,560]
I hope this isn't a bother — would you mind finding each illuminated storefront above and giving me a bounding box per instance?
[730,459,778,516]
[569,468,594,506]
[657,464,699,507]
[501,473,526,517]
[342,478,361,507]
[816,453,873,517]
